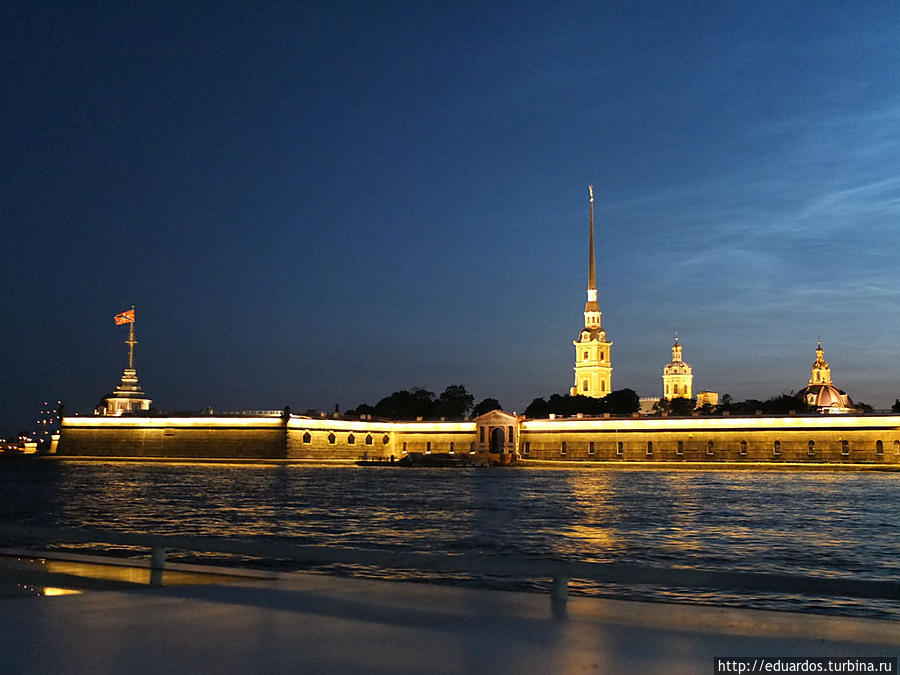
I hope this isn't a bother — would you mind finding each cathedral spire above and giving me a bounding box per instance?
[571,187,612,398]
[588,185,596,292]
[585,185,599,315]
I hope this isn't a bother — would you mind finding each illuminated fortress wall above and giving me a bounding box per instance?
[57,417,289,459]
[58,416,477,460]
[284,418,475,459]
[519,416,900,464]
[57,414,900,465]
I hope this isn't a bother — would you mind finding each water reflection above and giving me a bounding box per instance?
[2,461,898,618]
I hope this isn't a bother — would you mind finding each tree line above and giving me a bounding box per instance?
[342,386,891,422]
[346,385,501,421]
[524,389,641,417]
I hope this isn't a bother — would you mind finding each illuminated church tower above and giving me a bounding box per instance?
[571,186,612,398]
[799,340,852,412]
[662,334,693,399]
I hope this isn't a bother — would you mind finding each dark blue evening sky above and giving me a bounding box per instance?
[3,1,899,431]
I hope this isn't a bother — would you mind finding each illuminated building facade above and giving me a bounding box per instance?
[662,336,692,399]
[96,368,152,415]
[696,391,719,407]
[798,341,853,413]
[571,186,612,398]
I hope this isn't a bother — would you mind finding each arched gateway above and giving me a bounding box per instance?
[475,409,518,456]
[490,427,505,453]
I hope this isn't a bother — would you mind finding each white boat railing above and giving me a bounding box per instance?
[1,524,898,611]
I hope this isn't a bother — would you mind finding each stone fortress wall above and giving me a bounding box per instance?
[57,412,900,466]
[519,415,900,464]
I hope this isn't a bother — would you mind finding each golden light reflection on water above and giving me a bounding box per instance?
[42,587,82,596]
[0,556,248,591]
[5,462,899,619]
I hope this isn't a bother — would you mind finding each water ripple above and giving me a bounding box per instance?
[1,461,898,619]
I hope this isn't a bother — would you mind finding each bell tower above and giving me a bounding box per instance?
[571,186,613,398]
[809,339,832,385]
[662,334,693,399]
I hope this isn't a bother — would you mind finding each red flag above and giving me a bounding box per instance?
[114,309,135,325]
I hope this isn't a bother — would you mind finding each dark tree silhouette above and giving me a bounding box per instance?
[605,388,640,415]
[435,385,474,420]
[667,397,696,416]
[473,398,503,416]
[524,397,550,418]
[373,388,436,419]
[347,403,375,418]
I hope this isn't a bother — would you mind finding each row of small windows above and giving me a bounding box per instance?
[302,432,390,445]
[582,350,607,361]
[299,434,898,457]
[547,439,899,456]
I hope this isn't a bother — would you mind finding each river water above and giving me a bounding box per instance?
[3,460,898,619]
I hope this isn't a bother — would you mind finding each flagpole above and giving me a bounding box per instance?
[127,305,136,369]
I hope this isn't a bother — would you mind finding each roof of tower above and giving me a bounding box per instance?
[575,326,607,342]
[799,383,851,409]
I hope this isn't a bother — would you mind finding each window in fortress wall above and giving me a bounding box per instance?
[302,432,311,444]
[524,442,530,455]
[561,442,567,456]
[402,442,407,453]
[383,435,390,445]
[328,433,335,444]
[895,440,900,455]
[842,440,849,456]
[646,441,652,456]
[347,434,355,445]
[589,441,595,455]
[470,441,476,453]
[707,441,714,456]
[449,441,455,454]
[365,434,373,445]
[808,440,815,456]
[426,441,432,454]
[740,440,747,456]
[616,441,623,456]
[876,440,884,455]
[773,440,781,457]
[676,441,683,456]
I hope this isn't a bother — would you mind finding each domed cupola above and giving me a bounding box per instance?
[798,340,854,413]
